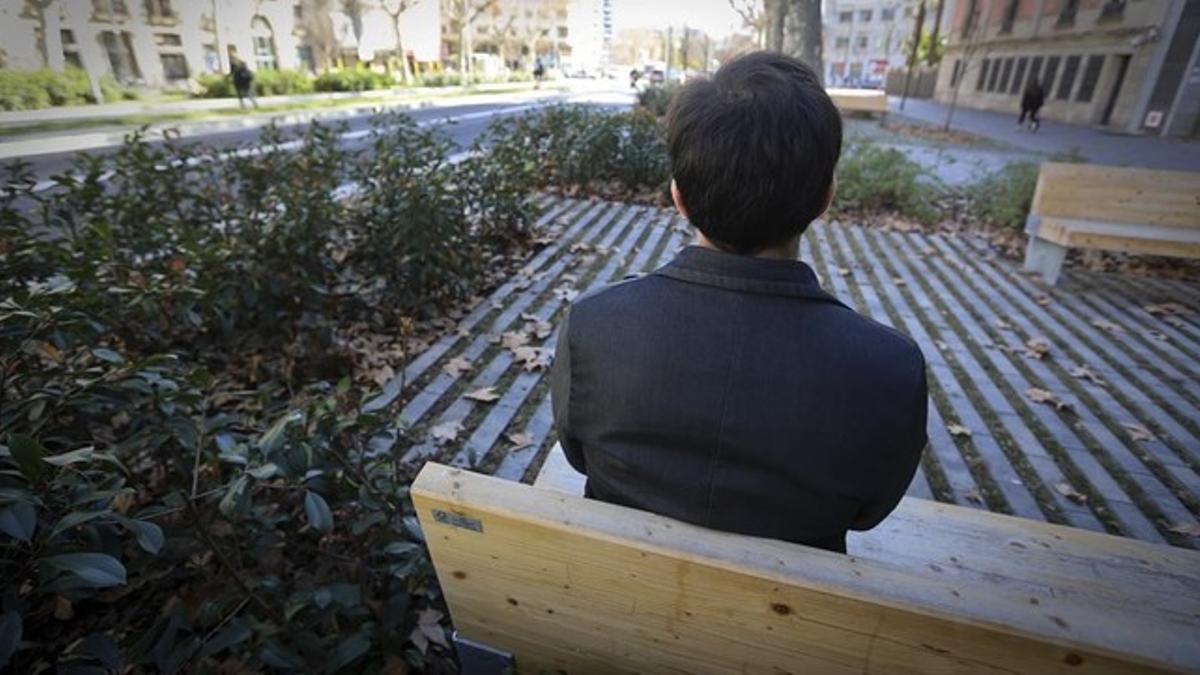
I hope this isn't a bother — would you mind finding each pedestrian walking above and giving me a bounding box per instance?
[232,60,257,109]
[1019,78,1045,132]
[629,68,641,89]
[533,58,545,90]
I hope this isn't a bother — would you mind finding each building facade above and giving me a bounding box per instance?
[935,0,1200,138]
[824,0,926,86]
[0,0,612,88]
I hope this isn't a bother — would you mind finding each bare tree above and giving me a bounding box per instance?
[728,0,766,47]
[381,0,420,84]
[782,0,823,81]
[447,0,497,78]
[927,0,946,66]
[944,0,990,130]
[298,0,339,70]
[764,0,785,51]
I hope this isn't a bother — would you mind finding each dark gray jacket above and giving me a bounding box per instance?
[550,245,928,552]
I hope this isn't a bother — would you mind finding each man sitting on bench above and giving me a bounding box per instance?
[549,52,928,553]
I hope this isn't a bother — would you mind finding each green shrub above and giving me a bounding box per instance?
[313,69,393,92]
[0,110,539,672]
[484,105,671,203]
[254,68,315,96]
[830,139,941,223]
[967,161,1039,230]
[636,83,682,118]
[0,67,99,110]
[194,72,234,98]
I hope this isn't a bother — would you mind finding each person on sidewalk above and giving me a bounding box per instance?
[550,52,929,554]
[1019,78,1045,132]
[231,60,257,110]
[533,58,545,90]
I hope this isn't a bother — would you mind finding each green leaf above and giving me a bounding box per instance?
[43,552,127,588]
[7,434,46,481]
[116,517,165,555]
[0,610,21,669]
[0,501,36,542]
[304,491,333,534]
[325,632,371,674]
[42,446,97,466]
[48,509,110,541]
[259,410,303,454]
[219,475,249,519]
[259,640,305,670]
[92,348,125,364]
[384,541,420,557]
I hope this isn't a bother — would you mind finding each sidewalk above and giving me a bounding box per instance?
[0,80,547,127]
[0,86,570,161]
[889,96,1200,172]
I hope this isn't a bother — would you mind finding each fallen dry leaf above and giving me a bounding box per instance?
[1023,338,1051,360]
[501,331,530,350]
[1144,302,1193,316]
[507,431,534,449]
[1163,316,1187,328]
[409,608,448,654]
[1027,387,1073,412]
[1090,318,1124,334]
[1054,481,1089,504]
[947,424,972,438]
[1121,422,1156,443]
[1068,364,1107,388]
[464,386,501,403]
[964,488,985,505]
[368,365,395,386]
[935,340,949,351]
[1146,330,1170,342]
[1034,294,1052,307]
[430,420,463,445]
[554,285,580,302]
[1167,523,1200,537]
[511,346,552,371]
[442,356,473,378]
[837,267,851,277]
[994,319,1013,331]
[893,277,907,286]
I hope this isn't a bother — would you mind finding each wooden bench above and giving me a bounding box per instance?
[827,88,889,118]
[413,445,1200,673]
[1022,162,1200,285]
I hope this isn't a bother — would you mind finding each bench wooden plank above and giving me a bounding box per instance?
[1039,219,1200,258]
[827,88,888,115]
[416,460,1200,673]
[1031,163,1200,230]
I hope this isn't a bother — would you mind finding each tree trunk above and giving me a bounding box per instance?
[764,0,785,51]
[391,14,412,85]
[783,0,823,82]
[927,0,945,66]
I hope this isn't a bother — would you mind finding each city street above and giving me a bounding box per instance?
[3,81,635,189]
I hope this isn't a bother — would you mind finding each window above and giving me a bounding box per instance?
[998,57,1014,92]
[1057,0,1078,26]
[961,0,978,37]
[1000,0,1018,33]
[203,43,220,73]
[836,36,850,48]
[1056,54,1080,99]
[557,26,568,38]
[100,30,141,83]
[1099,0,1125,19]
[294,3,303,21]
[859,9,872,21]
[144,0,173,21]
[1010,56,1028,94]
[1075,55,1104,102]
[61,29,76,45]
[1028,55,1044,85]
[1042,55,1060,93]
[62,29,82,69]
[296,45,315,71]
[976,58,989,91]
[93,0,130,19]
[882,7,895,20]
[839,11,853,23]
[155,33,182,47]
[857,35,868,49]
[65,52,83,69]
[251,16,277,70]
[987,56,1002,91]
[159,52,188,79]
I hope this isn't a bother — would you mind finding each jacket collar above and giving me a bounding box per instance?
[653,245,848,307]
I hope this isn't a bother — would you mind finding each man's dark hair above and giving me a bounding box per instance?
[666,52,842,255]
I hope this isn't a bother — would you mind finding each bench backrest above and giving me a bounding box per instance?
[412,462,1199,674]
[1031,162,1200,229]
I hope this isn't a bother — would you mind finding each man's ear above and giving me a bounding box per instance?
[670,179,689,220]
[819,176,837,218]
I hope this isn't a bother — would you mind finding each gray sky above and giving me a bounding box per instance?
[614,0,748,38]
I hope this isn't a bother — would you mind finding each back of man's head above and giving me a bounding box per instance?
[666,52,842,255]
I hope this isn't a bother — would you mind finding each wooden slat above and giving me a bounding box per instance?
[826,88,889,114]
[1031,163,1200,230]
[1038,218,1200,258]
[414,462,1200,674]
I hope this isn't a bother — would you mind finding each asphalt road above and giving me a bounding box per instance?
[7,85,633,189]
